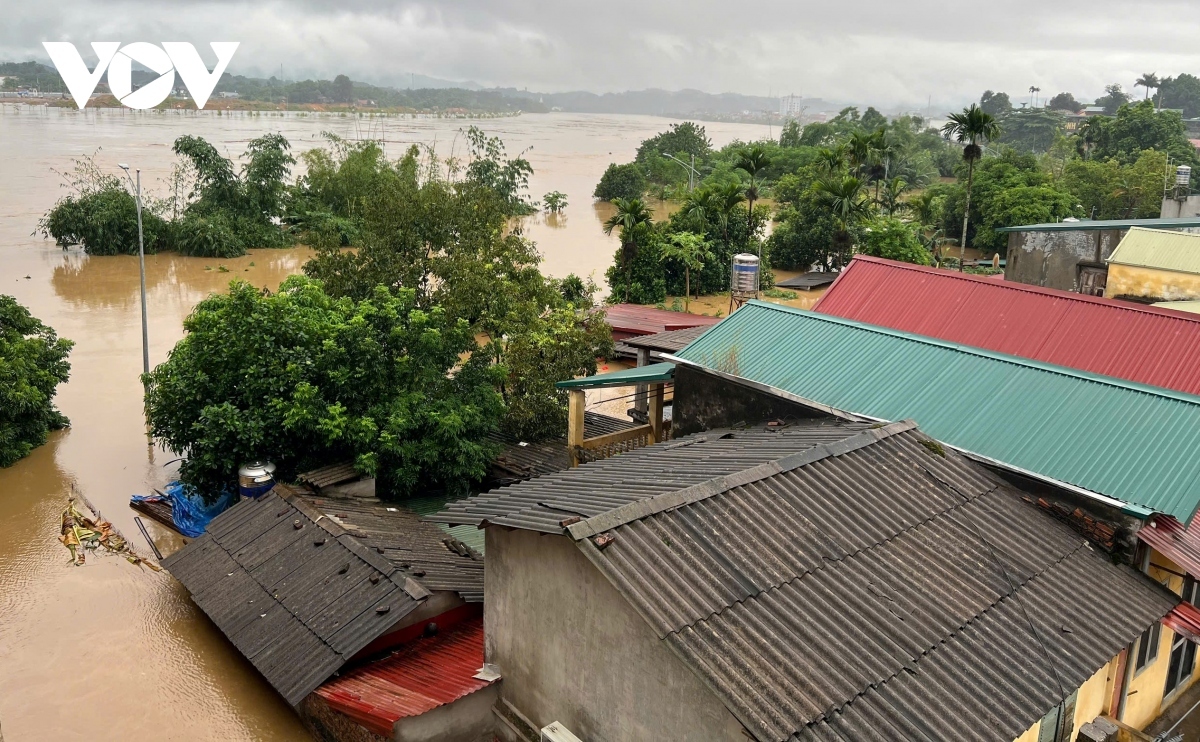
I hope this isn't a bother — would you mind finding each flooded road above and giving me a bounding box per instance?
[0,106,771,741]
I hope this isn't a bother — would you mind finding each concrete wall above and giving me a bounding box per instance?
[1105,264,1200,303]
[393,684,498,742]
[672,364,825,437]
[484,527,748,742]
[1004,229,1125,292]
[1120,550,1199,729]
[1160,196,1200,219]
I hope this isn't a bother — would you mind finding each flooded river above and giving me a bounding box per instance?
[0,106,771,741]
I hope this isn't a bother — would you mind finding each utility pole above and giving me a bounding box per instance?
[118,164,150,383]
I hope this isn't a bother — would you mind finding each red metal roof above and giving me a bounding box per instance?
[1163,601,1200,644]
[600,304,721,339]
[814,255,1200,395]
[1138,515,1200,578]
[314,617,491,737]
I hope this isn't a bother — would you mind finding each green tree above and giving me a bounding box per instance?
[735,145,772,233]
[1158,73,1200,118]
[1091,100,1198,165]
[144,277,504,497]
[941,104,1002,268]
[1097,83,1132,115]
[1135,73,1160,102]
[1047,92,1083,113]
[658,232,713,311]
[635,122,712,164]
[332,74,353,103]
[594,162,646,201]
[0,296,73,468]
[980,90,1013,118]
[543,191,568,213]
[998,109,1065,153]
[813,175,873,256]
[604,197,655,302]
[1061,149,1169,219]
[859,217,932,265]
[779,119,804,148]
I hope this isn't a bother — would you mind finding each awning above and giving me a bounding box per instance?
[1163,602,1200,644]
[1138,515,1200,578]
[556,362,675,390]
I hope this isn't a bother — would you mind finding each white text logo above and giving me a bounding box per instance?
[42,42,239,109]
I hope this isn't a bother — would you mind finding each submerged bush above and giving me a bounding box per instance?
[0,296,73,467]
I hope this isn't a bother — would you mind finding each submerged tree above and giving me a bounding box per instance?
[735,145,772,235]
[658,232,713,312]
[0,296,73,468]
[813,175,872,257]
[941,104,1002,269]
[604,197,655,303]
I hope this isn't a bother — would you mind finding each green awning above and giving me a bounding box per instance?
[556,362,675,389]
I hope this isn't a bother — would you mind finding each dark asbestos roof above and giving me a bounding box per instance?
[162,486,484,706]
[776,271,839,290]
[622,325,711,354]
[438,419,875,533]
[434,421,1177,742]
[486,411,635,485]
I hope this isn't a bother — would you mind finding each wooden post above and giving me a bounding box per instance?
[634,347,650,420]
[568,389,585,467]
[648,382,665,444]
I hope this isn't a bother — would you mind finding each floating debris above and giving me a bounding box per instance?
[59,497,161,571]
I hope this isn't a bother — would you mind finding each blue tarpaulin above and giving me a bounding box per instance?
[130,481,238,537]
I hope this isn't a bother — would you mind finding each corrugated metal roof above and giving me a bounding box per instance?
[600,304,721,338]
[813,255,1200,396]
[1154,300,1200,314]
[674,301,1200,522]
[440,420,1177,742]
[623,325,711,353]
[1163,602,1200,645]
[162,488,483,705]
[1137,514,1200,579]
[776,271,839,290]
[996,217,1200,233]
[556,362,675,389]
[1107,227,1200,276]
[432,420,874,534]
[314,617,492,737]
[485,411,635,487]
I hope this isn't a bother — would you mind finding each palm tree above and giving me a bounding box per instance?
[603,197,654,302]
[880,177,910,216]
[815,144,848,174]
[1076,117,1106,160]
[711,180,746,247]
[1136,72,1160,102]
[941,104,1002,271]
[813,175,872,266]
[846,130,878,174]
[659,232,713,312]
[735,145,772,233]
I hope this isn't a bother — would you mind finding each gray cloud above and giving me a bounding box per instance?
[3,0,1198,108]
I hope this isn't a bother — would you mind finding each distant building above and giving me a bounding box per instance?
[779,94,804,118]
[217,91,239,99]
[998,217,1200,294]
[1105,227,1200,303]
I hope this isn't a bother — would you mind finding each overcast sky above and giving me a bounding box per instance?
[5,0,1200,108]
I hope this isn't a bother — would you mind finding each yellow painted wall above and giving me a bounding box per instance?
[1105,264,1200,302]
[1074,661,1116,732]
[1120,549,1198,729]
[1012,720,1040,742]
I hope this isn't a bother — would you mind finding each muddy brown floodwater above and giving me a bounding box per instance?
[0,105,772,741]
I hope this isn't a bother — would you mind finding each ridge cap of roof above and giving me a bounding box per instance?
[565,420,918,539]
[724,301,1200,407]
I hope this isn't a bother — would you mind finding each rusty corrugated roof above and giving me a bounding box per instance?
[815,255,1200,396]
[1137,514,1200,579]
[1163,601,1200,645]
[314,617,491,737]
[600,304,720,338]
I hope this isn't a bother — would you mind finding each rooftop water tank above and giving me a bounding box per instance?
[238,461,276,499]
[1178,165,1192,188]
[731,254,761,299]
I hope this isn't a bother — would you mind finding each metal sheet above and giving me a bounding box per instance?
[676,300,1200,522]
[1107,227,1200,275]
[815,255,1200,397]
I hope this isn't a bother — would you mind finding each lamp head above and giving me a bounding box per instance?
[118,163,130,171]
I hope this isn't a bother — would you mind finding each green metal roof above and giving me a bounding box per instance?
[995,217,1200,233]
[675,301,1200,521]
[1108,227,1200,276]
[556,362,675,389]
[1154,300,1200,314]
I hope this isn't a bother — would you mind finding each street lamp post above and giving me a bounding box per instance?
[661,152,700,191]
[118,164,150,381]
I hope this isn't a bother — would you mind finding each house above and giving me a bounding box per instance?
[433,419,1180,742]
[997,217,1200,294]
[162,476,494,742]
[1104,227,1200,303]
[813,255,1200,396]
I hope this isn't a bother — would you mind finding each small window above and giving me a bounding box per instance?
[1136,622,1162,672]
